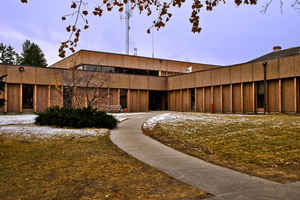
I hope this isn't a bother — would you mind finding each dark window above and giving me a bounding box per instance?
[257,81,264,108]
[96,66,103,72]
[76,65,159,76]
[103,66,114,73]
[120,89,127,109]
[86,65,97,71]
[22,85,34,109]
[190,88,195,111]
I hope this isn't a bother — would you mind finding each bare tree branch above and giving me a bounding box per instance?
[60,69,111,110]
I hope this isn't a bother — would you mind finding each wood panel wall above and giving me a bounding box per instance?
[267,80,279,112]
[232,84,241,113]
[129,90,138,112]
[168,55,300,91]
[168,91,175,111]
[50,86,62,107]
[182,89,190,112]
[222,85,231,113]
[3,81,299,114]
[282,78,294,112]
[107,88,119,106]
[127,89,149,112]
[195,88,204,112]
[7,84,20,113]
[204,87,211,112]
[36,85,49,112]
[176,90,182,111]
[213,86,222,113]
[243,83,253,113]
[139,90,148,112]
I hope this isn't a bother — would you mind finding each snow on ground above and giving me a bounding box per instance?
[143,113,201,130]
[109,112,148,122]
[143,112,264,130]
[0,114,37,126]
[0,125,109,138]
[0,112,142,126]
[0,112,143,137]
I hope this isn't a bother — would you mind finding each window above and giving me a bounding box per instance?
[76,65,159,76]
[102,66,115,73]
[190,88,195,111]
[86,65,97,71]
[22,85,34,109]
[120,89,127,109]
[257,81,265,108]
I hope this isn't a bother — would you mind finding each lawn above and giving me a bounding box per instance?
[0,133,210,200]
[143,113,300,183]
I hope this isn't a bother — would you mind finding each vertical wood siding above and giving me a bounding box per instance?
[282,78,294,112]
[243,83,253,113]
[213,86,222,113]
[232,84,241,113]
[36,85,49,112]
[267,80,279,112]
[7,84,20,113]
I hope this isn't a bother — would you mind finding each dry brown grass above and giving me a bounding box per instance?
[143,113,300,183]
[0,133,210,200]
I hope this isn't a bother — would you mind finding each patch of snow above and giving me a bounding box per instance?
[143,113,204,130]
[109,112,148,122]
[143,112,263,130]
[0,125,109,138]
[0,114,37,126]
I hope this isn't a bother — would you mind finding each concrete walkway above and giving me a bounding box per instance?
[110,112,300,200]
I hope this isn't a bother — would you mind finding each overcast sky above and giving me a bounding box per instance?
[0,0,299,66]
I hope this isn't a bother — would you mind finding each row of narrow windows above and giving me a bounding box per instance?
[189,81,265,110]
[18,82,266,110]
[77,65,159,76]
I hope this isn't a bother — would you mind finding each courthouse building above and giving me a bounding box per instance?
[0,46,300,114]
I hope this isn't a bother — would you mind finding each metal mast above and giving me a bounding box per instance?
[152,31,154,58]
[125,2,130,54]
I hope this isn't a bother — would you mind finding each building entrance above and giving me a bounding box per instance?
[149,91,168,111]
[22,84,34,110]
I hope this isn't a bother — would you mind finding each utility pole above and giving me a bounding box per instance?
[125,2,130,55]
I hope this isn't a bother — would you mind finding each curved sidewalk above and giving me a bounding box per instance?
[110,112,300,200]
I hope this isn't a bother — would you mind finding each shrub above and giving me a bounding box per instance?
[35,106,118,129]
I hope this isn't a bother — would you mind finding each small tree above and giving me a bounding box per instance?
[56,69,112,110]
[0,43,21,65]
[0,74,7,108]
[21,40,47,67]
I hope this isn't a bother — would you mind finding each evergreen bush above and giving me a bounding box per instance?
[35,106,118,129]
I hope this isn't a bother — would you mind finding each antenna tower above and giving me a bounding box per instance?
[125,2,130,54]
[152,30,154,58]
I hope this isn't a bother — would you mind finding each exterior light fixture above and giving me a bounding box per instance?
[18,66,24,72]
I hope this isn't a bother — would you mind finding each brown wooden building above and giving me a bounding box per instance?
[1,47,300,114]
